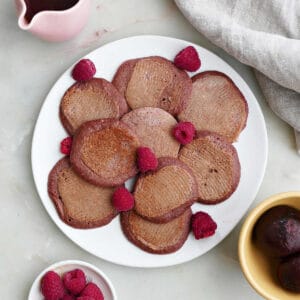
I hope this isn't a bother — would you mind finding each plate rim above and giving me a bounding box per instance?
[31,34,268,268]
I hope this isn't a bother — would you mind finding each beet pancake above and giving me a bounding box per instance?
[121,107,180,158]
[179,131,241,204]
[112,56,192,116]
[60,78,128,135]
[134,157,197,223]
[121,208,192,254]
[178,71,248,143]
[70,119,140,187]
[112,58,139,97]
[48,157,118,229]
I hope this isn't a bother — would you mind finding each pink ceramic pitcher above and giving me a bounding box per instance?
[15,0,91,42]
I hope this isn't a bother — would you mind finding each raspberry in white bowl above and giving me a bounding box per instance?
[28,260,117,300]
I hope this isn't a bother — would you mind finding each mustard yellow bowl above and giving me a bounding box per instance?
[239,192,300,300]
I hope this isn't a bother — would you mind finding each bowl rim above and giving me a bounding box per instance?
[28,259,117,300]
[238,191,300,300]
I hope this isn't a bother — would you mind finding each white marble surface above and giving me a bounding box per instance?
[1,0,300,299]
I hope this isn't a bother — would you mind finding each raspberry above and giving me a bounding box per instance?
[63,269,86,295]
[112,187,134,212]
[72,59,96,82]
[191,212,217,239]
[173,122,195,145]
[60,137,73,155]
[174,46,201,72]
[77,297,95,300]
[62,294,76,300]
[137,147,158,173]
[80,283,104,300]
[41,271,65,300]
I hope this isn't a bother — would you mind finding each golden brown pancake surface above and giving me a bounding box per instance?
[112,56,192,116]
[121,107,180,158]
[121,208,192,254]
[179,131,241,204]
[70,119,140,187]
[178,71,248,142]
[134,157,197,223]
[48,157,118,228]
[60,78,128,135]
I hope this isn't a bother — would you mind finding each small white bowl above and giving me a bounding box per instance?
[28,260,117,300]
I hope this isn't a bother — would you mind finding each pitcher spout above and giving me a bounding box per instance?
[14,0,91,42]
[15,0,32,30]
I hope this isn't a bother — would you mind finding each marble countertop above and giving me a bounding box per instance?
[1,0,300,299]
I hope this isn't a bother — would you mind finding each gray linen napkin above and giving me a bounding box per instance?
[175,0,300,153]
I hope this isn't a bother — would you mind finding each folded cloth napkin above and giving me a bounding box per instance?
[175,0,300,153]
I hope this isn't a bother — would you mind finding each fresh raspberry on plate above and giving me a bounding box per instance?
[137,147,158,173]
[72,59,96,82]
[80,282,104,300]
[60,136,73,155]
[174,46,201,72]
[63,269,86,295]
[77,296,95,300]
[191,211,217,239]
[173,122,195,145]
[41,271,65,300]
[112,187,135,212]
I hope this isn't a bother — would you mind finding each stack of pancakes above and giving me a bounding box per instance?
[48,56,248,254]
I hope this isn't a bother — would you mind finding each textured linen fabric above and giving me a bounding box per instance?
[175,0,300,153]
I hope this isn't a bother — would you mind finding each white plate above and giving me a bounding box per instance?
[28,260,117,300]
[31,35,268,268]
